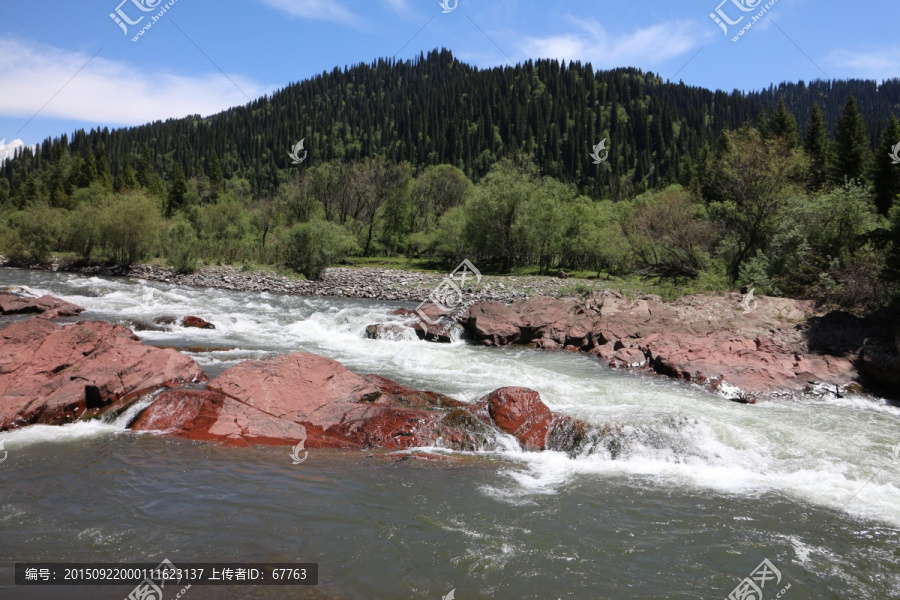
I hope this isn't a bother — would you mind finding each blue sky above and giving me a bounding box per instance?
[1,0,898,154]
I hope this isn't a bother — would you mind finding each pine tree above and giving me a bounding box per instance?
[49,167,68,208]
[75,150,96,188]
[118,158,138,190]
[137,144,154,189]
[804,103,832,190]
[167,163,189,217]
[757,110,770,139]
[95,148,113,189]
[207,151,222,200]
[872,114,900,215]
[833,94,873,184]
[771,98,799,147]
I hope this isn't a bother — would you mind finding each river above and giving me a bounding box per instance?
[0,268,898,599]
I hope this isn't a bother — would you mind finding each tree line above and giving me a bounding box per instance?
[0,51,899,309]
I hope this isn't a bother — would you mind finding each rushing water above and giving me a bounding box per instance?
[0,268,898,599]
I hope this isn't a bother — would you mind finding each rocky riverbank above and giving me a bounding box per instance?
[3,262,897,402]
[8,259,576,304]
[455,291,899,402]
[0,316,593,454]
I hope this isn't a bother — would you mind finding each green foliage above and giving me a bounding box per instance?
[164,219,200,274]
[736,182,882,303]
[66,202,104,261]
[463,156,540,271]
[833,95,873,184]
[771,98,799,147]
[804,103,832,190]
[624,186,713,281]
[5,207,66,264]
[166,164,189,217]
[100,191,164,265]
[707,127,810,281]
[873,114,900,215]
[283,220,356,279]
[117,159,138,191]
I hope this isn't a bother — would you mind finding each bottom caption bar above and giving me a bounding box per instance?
[15,563,318,586]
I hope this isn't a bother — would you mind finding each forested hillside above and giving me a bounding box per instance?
[3,48,898,202]
[1,49,899,309]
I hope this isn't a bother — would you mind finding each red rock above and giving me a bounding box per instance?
[462,293,860,399]
[480,387,555,451]
[181,316,215,329]
[127,350,580,452]
[131,390,306,447]
[611,347,647,368]
[0,292,84,319]
[364,374,465,409]
[0,319,207,430]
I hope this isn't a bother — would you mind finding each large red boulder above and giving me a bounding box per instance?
[132,390,306,447]
[0,292,84,320]
[133,350,583,453]
[204,352,479,450]
[0,319,207,430]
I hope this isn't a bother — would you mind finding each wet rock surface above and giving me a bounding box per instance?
[0,319,207,430]
[0,290,85,320]
[133,351,583,452]
[461,291,873,401]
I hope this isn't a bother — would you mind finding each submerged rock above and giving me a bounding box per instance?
[0,319,207,430]
[365,323,415,341]
[182,316,215,329]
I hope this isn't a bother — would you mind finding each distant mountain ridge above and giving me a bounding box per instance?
[2,48,899,199]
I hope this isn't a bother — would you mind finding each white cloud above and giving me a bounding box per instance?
[521,16,710,74]
[826,47,900,81]
[256,0,359,26]
[0,37,270,130]
[0,138,28,165]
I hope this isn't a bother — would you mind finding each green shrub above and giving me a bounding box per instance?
[165,219,200,274]
[100,191,164,265]
[284,220,356,279]
[6,207,66,264]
